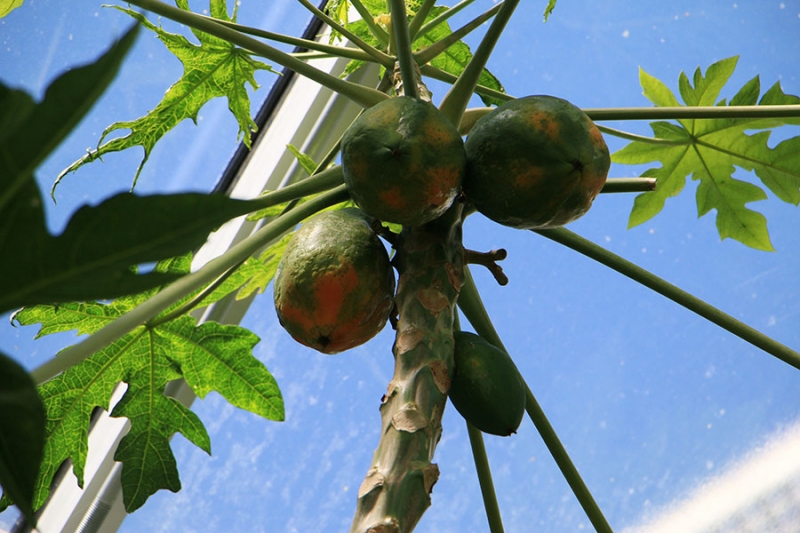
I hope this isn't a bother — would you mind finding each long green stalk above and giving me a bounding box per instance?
[296,0,395,67]
[125,0,387,109]
[200,16,381,64]
[413,2,503,67]
[463,105,800,123]
[466,422,505,533]
[535,228,800,370]
[407,0,437,41]
[31,185,350,384]
[248,165,345,210]
[421,66,512,111]
[599,177,657,193]
[457,266,615,533]
[438,0,521,126]
[523,386,614,533]
[416,0,476,39]
[388,0,418,99]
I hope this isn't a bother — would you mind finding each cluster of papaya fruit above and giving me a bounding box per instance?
[272,94,610,435]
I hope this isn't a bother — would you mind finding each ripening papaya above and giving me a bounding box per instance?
[463,95,610,229]
[449,331,526,436]
[341,96,465,227]
[273,208,395,354]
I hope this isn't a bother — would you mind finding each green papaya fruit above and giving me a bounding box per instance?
[449,331,526,436]
[273,208,395,354]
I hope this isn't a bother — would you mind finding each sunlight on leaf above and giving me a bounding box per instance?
[543,0,558,21]
[56,3,278,190]
[14,256,284,512]
[613,56,800,251]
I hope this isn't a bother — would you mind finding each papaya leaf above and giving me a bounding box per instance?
[286,144,319,176]
[613,56,800,251]
[543,0,558,21]
[13,258,284,513]
[0,0,23,18]
[0,191,261,316]
[56,2,278,191]
[0,352,45,523]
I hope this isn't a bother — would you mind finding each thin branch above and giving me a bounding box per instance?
[599,177,657,194]
[596,124,690,145]
[456,266,615,533]
[349,0,390,46]
[31,186,351,384]
[416,0,477,39]
[388,0,418,99]
[407,0,436,41]
[466,422,506,533]
[534,227,800,371]
[438,0,521,127]
[413,2,503,67]
[585,104,800,121]
[125,0,388,108]
[296,0,395,67]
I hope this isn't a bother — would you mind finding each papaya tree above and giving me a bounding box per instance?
[1,1,799,532]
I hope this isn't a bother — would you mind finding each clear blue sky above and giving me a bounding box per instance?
[1,1,799,531]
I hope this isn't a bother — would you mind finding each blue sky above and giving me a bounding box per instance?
[1,1,800,531]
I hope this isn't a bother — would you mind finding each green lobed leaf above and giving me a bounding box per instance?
[56,3,278,190]
[613,56,800,250]
[14,258,283,512]
[0,352,45,522]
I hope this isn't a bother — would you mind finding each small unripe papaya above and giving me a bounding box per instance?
[449,331,526,436]
[273,208,395,354]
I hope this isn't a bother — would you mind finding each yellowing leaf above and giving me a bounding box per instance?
[613,56,800,251]
[0,0,22,19]
[13,257,283,513]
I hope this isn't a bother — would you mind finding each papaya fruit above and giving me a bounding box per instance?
[341,96,465,227]
[273,208,395,354]
[463,95,610,229]
[449,331,526,436]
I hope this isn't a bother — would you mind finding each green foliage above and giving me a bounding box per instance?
[0,352,45,523]
[337,1,505,105]
[613,56,800,251]
[0,0,22,18]
[10,255,284,513]
[56,0,278,190]
[543,0,558,21]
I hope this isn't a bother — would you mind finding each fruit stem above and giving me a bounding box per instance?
[413,2,503,67]
[535,227,800,371]
[297,0,395,67]
[125,0,388,109]
[466,422,506,533]
[457,266,615,533]
[416,0,477,39]
[388,0,419,99]
[438,0,521,127]
[30,185,351,385]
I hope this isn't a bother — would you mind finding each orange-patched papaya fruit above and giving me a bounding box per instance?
[341,96,465,227]
[273,208,395,354]
[463,95,610,229]
[449,331,526,436]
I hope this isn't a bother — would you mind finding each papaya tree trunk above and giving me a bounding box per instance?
[350,204,465,533]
